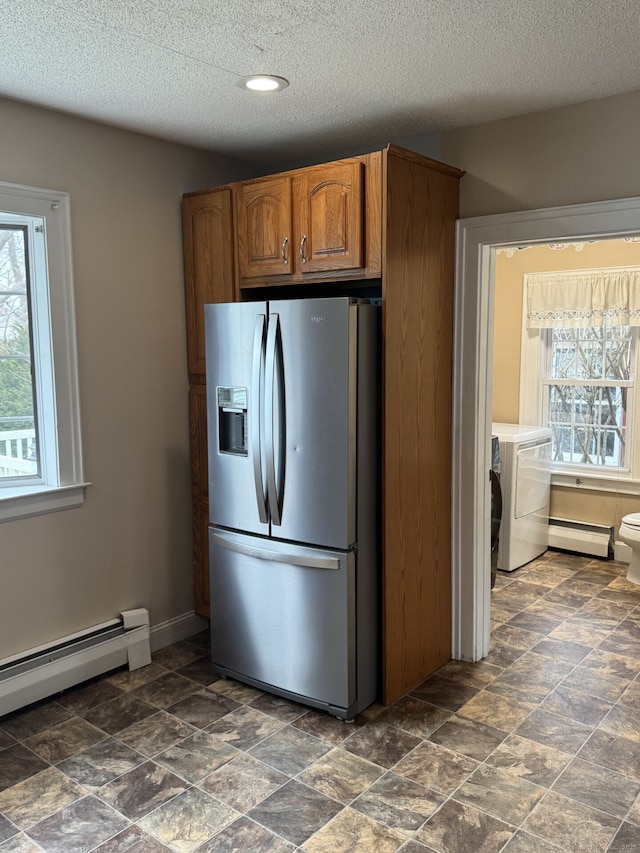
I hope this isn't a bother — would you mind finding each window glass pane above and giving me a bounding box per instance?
[602,426,625,467]
[573,426,591,463]
[0,227,38,478]
[551,330,576,379]
[551,326,633,382]
[546,380,627,468]
[573,384,592,423]
[604,326,631,381]
[548,384,571,422]
[575,333,603,379]
[550,425,572,462]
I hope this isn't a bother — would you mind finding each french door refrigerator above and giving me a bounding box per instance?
[204,296,379,720]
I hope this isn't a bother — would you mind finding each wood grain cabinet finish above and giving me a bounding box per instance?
[292,161,363,273]
[182,145,463,700]
[183,189,236,618]
[235,156,379,286]
[236,176,293,279]
[182,189,235,380]
[381,148,462,704]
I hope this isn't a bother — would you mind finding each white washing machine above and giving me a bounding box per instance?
[492,423,552,571]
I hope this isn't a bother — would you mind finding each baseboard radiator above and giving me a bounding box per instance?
[548,517,614,559]
[0,609,151,717]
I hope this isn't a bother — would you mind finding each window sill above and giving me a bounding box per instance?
[551,471,640,495]
[0,483,90,522]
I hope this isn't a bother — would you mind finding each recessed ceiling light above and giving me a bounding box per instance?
[238,75,289,92]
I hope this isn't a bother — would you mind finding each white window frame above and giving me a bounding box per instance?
[519,285,640,494]
[0,181,88,521]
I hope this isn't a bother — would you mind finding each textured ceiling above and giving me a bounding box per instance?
[3,0,640,164]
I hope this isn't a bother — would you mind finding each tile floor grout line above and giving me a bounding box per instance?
[547,756,640,824]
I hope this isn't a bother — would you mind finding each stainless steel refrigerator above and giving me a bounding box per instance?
[204,296,379,720]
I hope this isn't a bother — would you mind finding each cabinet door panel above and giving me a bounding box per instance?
[294,162,363,272]
[183,190,235,378]
[237,177,292,278]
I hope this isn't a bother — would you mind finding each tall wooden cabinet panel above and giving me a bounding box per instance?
[381,147,462,704]
[183,188,237,618]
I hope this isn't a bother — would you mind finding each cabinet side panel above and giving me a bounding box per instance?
[365,152,383,276]
[382,152,460,703]
[189,383,210,617]
[184,189,236,617]
[183,189,235,379]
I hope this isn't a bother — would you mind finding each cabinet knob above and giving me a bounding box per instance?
[300,234,307,264]
[281,237,289,265]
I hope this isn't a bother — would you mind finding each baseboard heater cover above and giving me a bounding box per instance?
[0,609,151,717]
[548,518,614,559]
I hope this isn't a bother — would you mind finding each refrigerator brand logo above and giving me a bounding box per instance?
[310,315,327,323]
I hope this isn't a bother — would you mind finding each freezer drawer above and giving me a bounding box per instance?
[209,528,356,710]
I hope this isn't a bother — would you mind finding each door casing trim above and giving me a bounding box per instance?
[451,196,640,660]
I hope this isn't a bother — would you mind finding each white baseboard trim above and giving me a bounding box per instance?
[614,540,632,564]
[150,611,208,652]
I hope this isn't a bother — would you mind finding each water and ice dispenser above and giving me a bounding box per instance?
[217,387,248,456]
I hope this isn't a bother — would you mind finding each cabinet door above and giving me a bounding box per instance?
[182,190,235,379]
[293,161,363,273]
[210,529,355,709]
[236,176,293,278]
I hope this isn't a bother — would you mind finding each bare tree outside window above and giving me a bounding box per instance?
[544,325,633,469]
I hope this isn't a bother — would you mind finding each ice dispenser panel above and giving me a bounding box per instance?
[218,387,248,456]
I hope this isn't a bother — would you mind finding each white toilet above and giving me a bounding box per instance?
[618,513,640,584]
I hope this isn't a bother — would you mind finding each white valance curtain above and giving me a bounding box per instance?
[526,268,640,329]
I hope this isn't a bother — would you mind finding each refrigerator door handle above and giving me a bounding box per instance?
[211,532,340,570]
[251,314,268,523]
[265,312,284,525]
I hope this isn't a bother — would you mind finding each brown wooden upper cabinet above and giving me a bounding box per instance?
[236,157,377,284]
[293,161,363,273]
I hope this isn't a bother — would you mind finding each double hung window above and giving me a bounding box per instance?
[521,266,640,483]
[542,325,634,470]
[0,182,85,521]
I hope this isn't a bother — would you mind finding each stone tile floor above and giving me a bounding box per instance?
[1,551,639,852]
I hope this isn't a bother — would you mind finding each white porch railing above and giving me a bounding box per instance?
[0,429,37,477]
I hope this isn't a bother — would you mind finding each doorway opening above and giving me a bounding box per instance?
[451,196,640,662]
